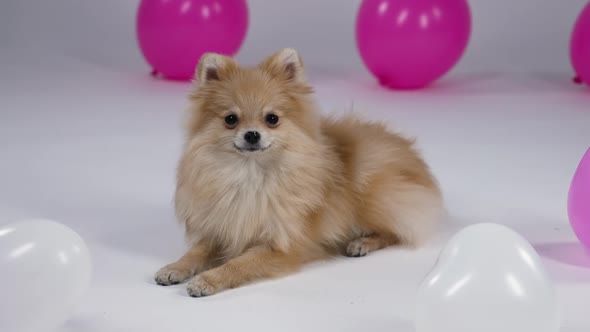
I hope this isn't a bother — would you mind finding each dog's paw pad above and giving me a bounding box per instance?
[187,275,216,297]
[154,266,192,286]
[346,239,370,257]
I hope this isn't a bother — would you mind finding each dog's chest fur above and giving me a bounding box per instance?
[177,155,323,258]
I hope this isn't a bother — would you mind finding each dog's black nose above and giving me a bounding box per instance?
[244,131,261,144]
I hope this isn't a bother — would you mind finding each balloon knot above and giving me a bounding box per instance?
[573,76,583,84]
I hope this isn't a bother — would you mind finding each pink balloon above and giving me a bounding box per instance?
[569,148,590,250]
[136,0,249,81]
[355,0,471,90]
[571,1,590,86]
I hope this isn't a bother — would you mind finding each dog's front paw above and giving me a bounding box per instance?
[154,265,193,286]
[346,238,370,257]
[187,275,217,297]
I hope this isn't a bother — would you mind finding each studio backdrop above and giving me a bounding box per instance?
[0,0,588,77]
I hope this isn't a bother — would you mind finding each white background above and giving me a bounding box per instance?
[2,1,590,332]
[1,0,588,74]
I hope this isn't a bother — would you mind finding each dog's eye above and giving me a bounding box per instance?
[224,114,238,128]
[265,113,279,128]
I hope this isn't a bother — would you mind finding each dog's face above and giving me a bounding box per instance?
[186,48,319,160]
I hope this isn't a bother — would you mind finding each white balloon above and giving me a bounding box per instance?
[415,223,560,332]
[0,219,92,332]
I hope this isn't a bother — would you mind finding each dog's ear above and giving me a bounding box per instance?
[258,48,306,83]
[195,53,236,85]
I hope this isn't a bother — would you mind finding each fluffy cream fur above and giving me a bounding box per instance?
[154,48,444,297]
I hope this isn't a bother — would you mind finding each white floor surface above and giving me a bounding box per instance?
[1,49,590,332]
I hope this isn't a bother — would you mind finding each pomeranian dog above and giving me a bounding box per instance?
[154,48,444,297]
